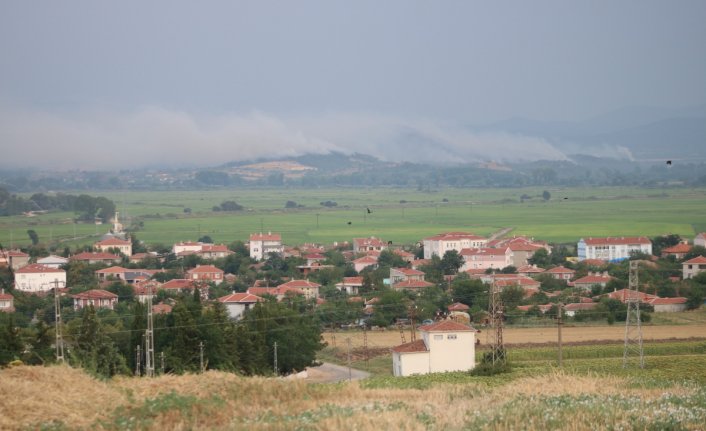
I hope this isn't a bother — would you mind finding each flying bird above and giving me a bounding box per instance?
[366,207,372,214]
[666,160,672,166]
[347,221,352,225]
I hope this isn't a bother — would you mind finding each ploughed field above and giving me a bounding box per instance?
[2,186,706,247]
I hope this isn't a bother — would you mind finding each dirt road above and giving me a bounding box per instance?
[305,362,370,383]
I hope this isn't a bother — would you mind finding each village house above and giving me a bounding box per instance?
[152,303,173,314]
[606,288,658,303]
[577,237,652,262]
[390,267,426,284]
[563,302,598,317]
[353,255,378,273]
[392,279,434,292]
[682,256,706,280]
[95,266,161,284]
[72,289,118,310]
[694,233,706,248]
[0,250,30,270]
[459,247,512,271]
[172,242,232,259]
[297,261,335,276]
[423,232,487,259]
[160,279,210,300]
[36,255,69,269]
[488,236,550,267]
[335,277,364,295]
[94,237,133,256]
[247,285,304,301]
[14,264,66,293]
[545,265,576,281]
[391,320,477,377]
[661,242,692,260]
[133,281,161,303]
[647,297,688,313]
[516,264,545,277]
[393,249,415,263]
[218,292,264,320]
[0,289,15,312]
[186,265,224,285]
[70,252,122,265]
[572,272,614,291]
[277,280,321,300]
[249,232,284,261]
[353,237,387,253]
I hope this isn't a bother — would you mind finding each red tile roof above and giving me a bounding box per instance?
[419,320,475,332]
[278,279,321,289]
[460,247,509,256]
[304,253,326,260]
[14,264,65,274]
[393,280,434,289]
[187,265,224,274]
[391,339,428,353]
[546,266,575,274]
[684,256,706,264]
[447,302,470,311]
[581,236,651,245]
[153,303,172,314]
[71,252,121,261]
[392,267,425,276]
[95,266,128,274]
[354,237,386,247]
[662,243,692,254]
[573,274,613,284]
[339,277,364,285]
[72,289,117,300]
[564,303,598,311]
[218,292,264,303]
[250,233,281,241]
[517,265,545,273]
[353,256,378,264]
[96,238,131,246]
[161,279,197,290]
[606,289,658,302]
[424,232,485,241]
[247,286,305,297]
[647,297,687,305]
[0,292,13,300]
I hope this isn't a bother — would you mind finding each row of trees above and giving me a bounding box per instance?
[0,187,115,221]
[0,289,324,378]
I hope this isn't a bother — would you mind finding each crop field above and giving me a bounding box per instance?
[2,186,706,248]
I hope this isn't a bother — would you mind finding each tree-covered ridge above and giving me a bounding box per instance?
[0,187,115,221]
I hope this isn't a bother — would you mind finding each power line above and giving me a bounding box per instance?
[623,260,644,369]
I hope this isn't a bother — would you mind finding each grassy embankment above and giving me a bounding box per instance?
[2,186,705,248]
[2,339,705,430]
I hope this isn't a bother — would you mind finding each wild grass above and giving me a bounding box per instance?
[2,363,705,430]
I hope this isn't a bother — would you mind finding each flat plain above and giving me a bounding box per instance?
[2,186,705,248]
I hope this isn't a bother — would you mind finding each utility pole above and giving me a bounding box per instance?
[199,341,205,373]
[409,305,417,342]
[398,321,406,344]
[135,345,141,376]
[273,341,278,376]
[557,302,564,367]
[144,283,155,377]
[53,279,65,363]
[346,338,352,382]
[160,351,165,375]
[623,260,644,368]
[487,280,506,365]
[362,324,369,370]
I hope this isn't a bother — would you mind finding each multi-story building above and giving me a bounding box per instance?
[249,232,283,261]
[94,237,133,256]
[14,264,67,293]
[353,237,387,253]
[577,237,652,262]
[423,232,487,259]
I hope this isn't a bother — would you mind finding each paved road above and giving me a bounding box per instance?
[305,362,371,383]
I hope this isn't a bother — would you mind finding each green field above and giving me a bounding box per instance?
[2,186,705,248]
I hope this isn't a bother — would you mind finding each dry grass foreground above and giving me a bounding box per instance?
[1,364,705,430]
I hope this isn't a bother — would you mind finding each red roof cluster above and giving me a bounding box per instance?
[14,264,64,274]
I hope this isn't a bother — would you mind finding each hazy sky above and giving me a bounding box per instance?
[1,1,705,169]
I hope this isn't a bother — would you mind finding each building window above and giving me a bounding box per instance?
[434,335,443,340]
[447,334,457,340]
